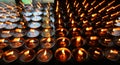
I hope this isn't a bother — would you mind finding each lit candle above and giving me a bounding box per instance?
[25,38,39,49]
[55,28,68,37]
[41,28,55,37]
[42,17,52,28]
[54,19,65,28]
[84,26,93,36]
[0,38,8,49]
[114,20,120,26]
[104,48,120,61]
[19,49,36,62]
[72,48,88,62]
[110,27,120,36]
[99,37,114,47]
[88,47,103,60]
[40,37,55,48]
[1,30,13,38]
[13,28,26,37]
[97,28,108,36]
[88,36,99,46]
[3,49,19,63]
[68,27,81,38]
[27,29,40,37]
[5,22,17,29]
[37,49,53,62]
[55,48,72,62]
[71,36,85,47]
[10,38,24,48]
[33,9,42,16]
[56,37,70,47]
[68,19,78,28]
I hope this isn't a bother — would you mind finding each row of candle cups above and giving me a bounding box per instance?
[0,47,120,63]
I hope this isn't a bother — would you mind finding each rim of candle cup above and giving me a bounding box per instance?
[0,16,7,22]
[19,49,36,62]
[9,37,25,48]
[36,48,53,62]
[28,22,41,28]
[3,49,19,63]
[9,16,20,22]
[40,37,55,48]
[25,38,39,49]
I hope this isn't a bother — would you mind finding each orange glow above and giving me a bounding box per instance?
[24,50,29,56]
[0,39,5,42]
[15,29,22,32]
[47,38,51,42]
[6,51,14,56]
[94,50,100,55]
[13,38,20,42]
[90,36,97,40]
[110,50,118,54]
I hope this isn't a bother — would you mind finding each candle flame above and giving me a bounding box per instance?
[0,39,5,42]
[61,28,64,32]
[15,29,22,32]
[78,50,83,55]
[105,39,111,42]
[92,13,97,17]
[45,29,49,32]
[30,29,35,32]
[94,50,100,54]
[30,40,34,43]
[24,50,29,56]
[86,27,92,31]
[62,38,65,42]
[44,50,47,56]
[113,28,120,31]
[106,21,113,25]
[101,29,107,32]
[110,50,118,54]
[73,28,77,31]
[77,37,81,41]
[90,36,97,40]
[47,38,51,42]
[13,38,20,42]
[6,51,14,56]
[2,31,10,33]
[62,49,65,55]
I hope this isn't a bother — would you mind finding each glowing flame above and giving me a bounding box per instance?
[30,40,34,43]
[62,49,65,55]
[113,28,120,31]
[2,31,10,33]
[86,27,92,31]
[94,50,100,54]
[62,38,65,42]
[0,39,5,42]
[90,36,97,40]
[45,29,49,32]
[110,50,118,54]
[24,50,29,56]
[6,51,14,56]
[44,50,47,56]
[15,29,22,32]
[101,29,107,32]
[30,29,35,32]
[73,28,77,31]
[78,50,83,55]
[13,38,20,42]
[77,37,81,41]
[47,38,51,42]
